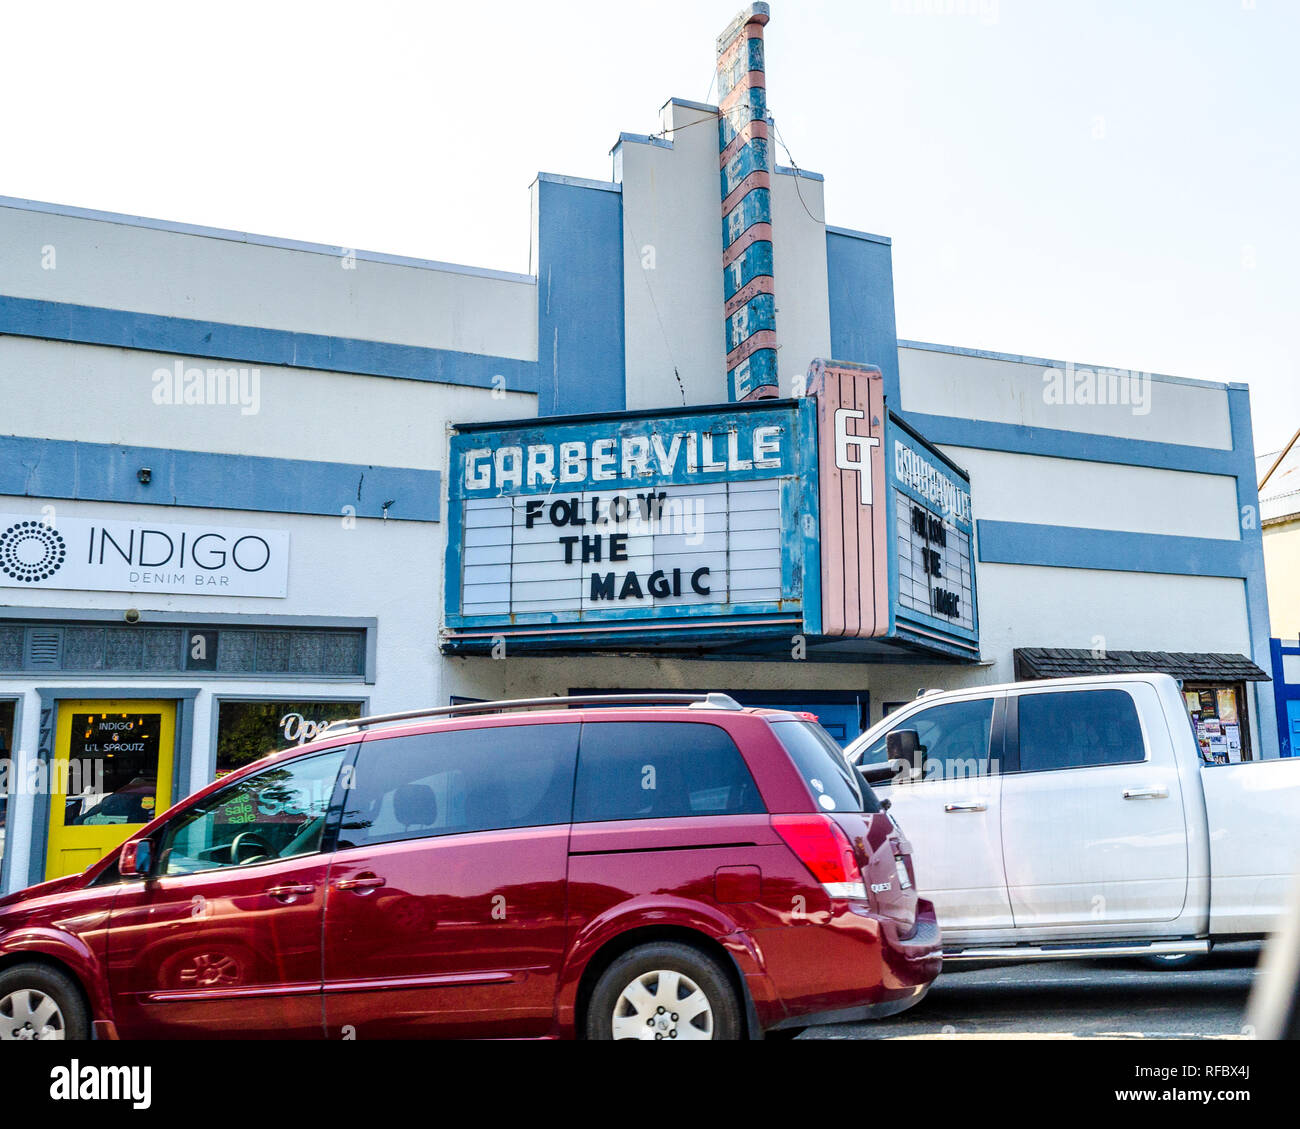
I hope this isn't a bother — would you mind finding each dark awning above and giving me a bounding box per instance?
[1013,648,1271,683]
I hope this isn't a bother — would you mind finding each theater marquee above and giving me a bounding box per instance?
[442,362,979,660]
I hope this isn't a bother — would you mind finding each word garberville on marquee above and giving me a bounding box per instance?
[463,425,784,492]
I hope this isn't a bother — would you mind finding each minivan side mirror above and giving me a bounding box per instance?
[119,838,153,879]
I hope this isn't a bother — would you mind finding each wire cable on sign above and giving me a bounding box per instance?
[649,110,721,143]
[622,210,688,407]
[658,107,827,228]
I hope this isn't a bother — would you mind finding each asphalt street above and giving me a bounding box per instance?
[800,943,1263,1039]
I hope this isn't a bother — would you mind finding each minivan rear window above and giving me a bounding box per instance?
[772,720,881,813]
[574,722,764,823]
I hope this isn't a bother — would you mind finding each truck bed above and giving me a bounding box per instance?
[1201,758,1300,936]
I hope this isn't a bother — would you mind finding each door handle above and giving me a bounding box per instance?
[1123,787,1169,800]
[944,802,987,813]
[266,884,314,901]
[334,875,386,893]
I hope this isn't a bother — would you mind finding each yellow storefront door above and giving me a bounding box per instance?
[45,699,177,880]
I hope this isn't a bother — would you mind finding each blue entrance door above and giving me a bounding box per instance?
[1287,700,1300,758]
[786,702,860,746]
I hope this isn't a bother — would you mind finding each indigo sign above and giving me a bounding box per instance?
[0,513,290,597]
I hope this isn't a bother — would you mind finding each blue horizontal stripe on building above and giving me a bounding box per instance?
[0,295,537,393]
[977,520,1249,579]
[907,412,1242,476]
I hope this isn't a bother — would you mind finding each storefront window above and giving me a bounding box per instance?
[215,699,363,777]
[1182,682,1252,763]
[61,712,163,826]
[0,701,15,874]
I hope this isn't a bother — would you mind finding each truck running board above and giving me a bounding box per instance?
[943,939,1211,962]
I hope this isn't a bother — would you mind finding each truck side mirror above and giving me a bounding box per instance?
[887,730,928,782]
[859,759,911,786]
[119,838,153,878]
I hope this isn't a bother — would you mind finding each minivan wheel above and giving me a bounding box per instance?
[0,964,88,1041]
[586,942,742,1041]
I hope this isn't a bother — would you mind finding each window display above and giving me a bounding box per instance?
[214,699,362,776]
[1183,682,1252,762]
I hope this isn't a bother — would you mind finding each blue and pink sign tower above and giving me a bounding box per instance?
[717,3,779,403]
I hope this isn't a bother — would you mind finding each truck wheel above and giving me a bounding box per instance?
[586,942,742,1040]
[1142,952,1208,971]
[0,963,89,1040]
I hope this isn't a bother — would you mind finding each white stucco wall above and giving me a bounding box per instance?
[617,99,831,413]
[945,446,1242,541]
[974,564,1252,661]
[899,344,1234,450]
[0,337,535,469]
[0,199,538,359]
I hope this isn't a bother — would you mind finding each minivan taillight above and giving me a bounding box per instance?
[771,814,868,900]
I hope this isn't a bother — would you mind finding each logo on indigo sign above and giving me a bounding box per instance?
[0,521,68,583]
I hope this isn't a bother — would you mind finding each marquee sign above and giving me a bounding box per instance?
[888,416,978,651]
[717,3,779,403]
[443,362,979,660]
[445,402,815,647]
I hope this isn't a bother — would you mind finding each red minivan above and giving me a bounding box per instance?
[0,693,940,1040]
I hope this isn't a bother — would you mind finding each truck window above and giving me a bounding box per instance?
[854,698,996,781]
[1017,689,1145,772]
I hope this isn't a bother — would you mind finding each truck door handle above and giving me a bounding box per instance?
[266,884,314,901]
[334,875,386,893]
[944,802,987,813]
[1122,788,1169,800]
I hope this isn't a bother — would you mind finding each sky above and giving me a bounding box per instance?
[3,0,1297,455]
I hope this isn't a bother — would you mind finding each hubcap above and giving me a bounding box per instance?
[0,989,66,1041]
[611,969,714,1040]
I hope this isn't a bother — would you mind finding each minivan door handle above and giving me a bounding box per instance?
[944,802,987,813]
[1122,787,1169,800]
[266,884,315,901]
[334,875,386,893]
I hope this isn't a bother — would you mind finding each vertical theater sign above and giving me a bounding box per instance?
[808,359,889,638]
[717,3,779,403]
[443,362,979,661]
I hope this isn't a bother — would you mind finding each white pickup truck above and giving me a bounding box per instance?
[845,673,1300,965]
